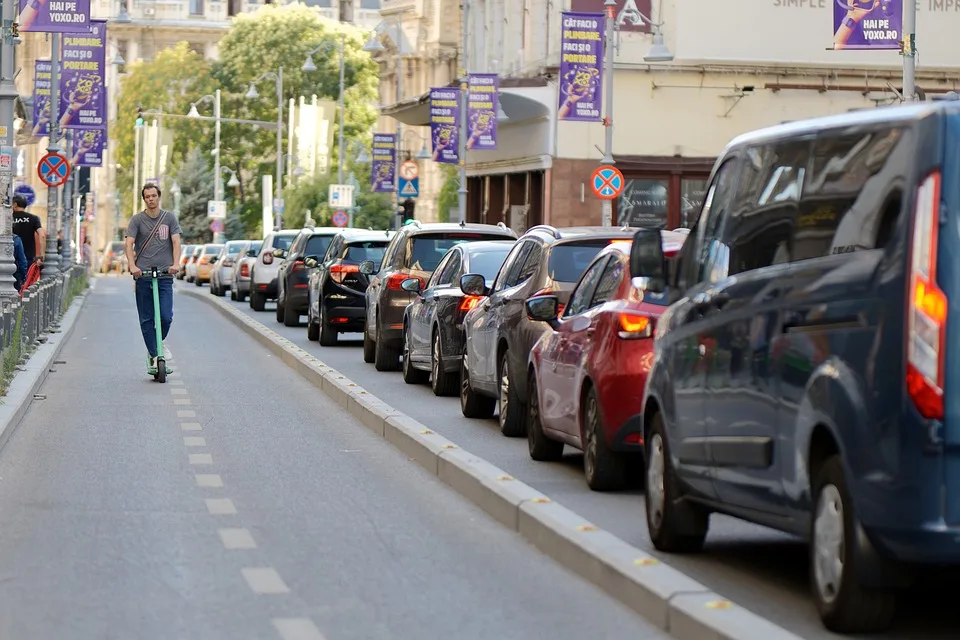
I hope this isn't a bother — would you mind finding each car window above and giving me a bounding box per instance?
[493,241,527,292]
[344,241,387,264]
[306,235,333,258]
[204,245,221,255]
[590,256,624,307]
[437,250,462,286]
[497,241,532,291]
[565,256,609,317]
[683,158,737,287]
[547,241,610,283]
[467,247,512,281]
[272,235,295,251]
[515,242,542,284]
[427,252,453,288]
[248,242,262,256]
[407,233,509,272]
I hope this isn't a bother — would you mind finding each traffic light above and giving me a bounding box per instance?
[401,198,415,222]
[136,105,144,127]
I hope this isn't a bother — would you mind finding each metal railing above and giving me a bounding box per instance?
[0,266,89,394]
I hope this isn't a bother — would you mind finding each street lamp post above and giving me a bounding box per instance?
[342,141,369,228]
[303,33,347,186]
[400,130,431,161]
[188,90,222,238]
[246,69,284,230]
[44,32,62,272]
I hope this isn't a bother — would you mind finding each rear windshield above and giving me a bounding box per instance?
[548,241,613,283]
[468,247,513,280]
[345,241,388,264]
[306,235,334,258]
[409,233,510,272]
[204,245,222,255]
[271,235,295,251]
[248,242,263,254]
[226,243,244,255]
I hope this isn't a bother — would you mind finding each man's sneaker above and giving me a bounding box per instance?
[161,342,173,360]
[147,355,157,375]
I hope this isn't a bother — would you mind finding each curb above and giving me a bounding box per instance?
[182,286,805,640]
[0,277,93,453]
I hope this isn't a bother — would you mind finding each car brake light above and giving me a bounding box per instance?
[262,252,274,265]
[292,260,306,272]
[240,263,250,277]
[388,273,422,290]
[331,263,360,284]
[532,288,565,315]
[906,170,946,420]
[618,313,654,339]
[199,256,209,264]
[459,295,481,312]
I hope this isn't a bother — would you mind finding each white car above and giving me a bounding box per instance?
[230,240,262,302]
[248,230,299,311]
[210,240,248,296]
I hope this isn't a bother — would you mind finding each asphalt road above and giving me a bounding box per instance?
[209,282,960,640]
[0,275,669,640]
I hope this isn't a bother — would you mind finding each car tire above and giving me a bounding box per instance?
[306,305,320,341]
[318,305,337,346]
[460,355,495,419]
[195,277,202,287]
[402,326,429,384]
[582,385,629,492]
[230,288,237,301]
[250,291,265,311]
[276,291,286,323]
[430,330,457,397]
[812,455,898,633]
[527,371,564,461]
[283,295,299,327]
[374,318,400,372]
[362,320,375,363]
[645,412,709,553]
[497,350,526,437]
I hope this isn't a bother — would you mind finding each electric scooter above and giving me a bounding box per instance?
[148,265,168,383]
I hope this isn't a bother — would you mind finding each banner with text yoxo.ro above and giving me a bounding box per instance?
[18,0,92,33]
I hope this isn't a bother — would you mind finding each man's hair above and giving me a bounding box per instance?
[141,183,161,199]
[12,195,27,208]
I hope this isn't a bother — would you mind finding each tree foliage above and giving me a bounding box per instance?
[437,164,459,223]
[282,158,394,230]
[173,148,215,244]
[113,4,384,238]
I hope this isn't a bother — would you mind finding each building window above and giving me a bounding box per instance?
[680,178,708,228]
[189,0,204,15]
[618,178,669,229]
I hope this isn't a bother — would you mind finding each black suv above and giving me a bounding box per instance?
[460,225,635,436]
[360,221,517,371]
[274,226,341,327]
[304,228,394,345]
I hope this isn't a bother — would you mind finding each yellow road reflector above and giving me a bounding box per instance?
[497,475,514,481]
[577,525,597,531]
[706,600,732,610]
[442,444,457,449]
[633,557,659,566]
[419,429,434,435]
[531,497,551,503]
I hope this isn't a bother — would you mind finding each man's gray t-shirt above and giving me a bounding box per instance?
[125,209,181,276]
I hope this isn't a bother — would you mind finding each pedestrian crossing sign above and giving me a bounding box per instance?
[398,177,419,199]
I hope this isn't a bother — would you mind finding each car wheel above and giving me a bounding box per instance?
[195,277,202,287]
[230,288,237,301]
[318,304,337,346]
[402,325,429,384]
[430,330,457,396]
[283,294,299,327]
[582,386,630,491]
[460,354,495,419]
[645,412,709,553]
[276,291,286,323]
[362,319,375,363]
[497,350,526,437]
[306,305,320,341]
[812,455,897,633]
[527,371,563,461]
[374,317,400,371]
[250,291,265,311]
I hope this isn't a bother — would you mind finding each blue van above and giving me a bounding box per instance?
[634,100,960,634]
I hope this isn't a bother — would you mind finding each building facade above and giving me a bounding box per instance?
[379,0,960,233]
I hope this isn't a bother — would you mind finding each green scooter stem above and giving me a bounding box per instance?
[151,267,164,360]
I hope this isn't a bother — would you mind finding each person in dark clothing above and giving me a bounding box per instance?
[12,195,45,264]
[12,235,27,291]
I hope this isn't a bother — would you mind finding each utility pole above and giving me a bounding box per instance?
[61,129,72,270]
[0,0,19,297]
[457,0,468,225]
[213,88,221,242]
[273,71,282,230]
[336,33,345,187]
[44,33,61,271]
[600,0,616,227]
[902,0,917,102]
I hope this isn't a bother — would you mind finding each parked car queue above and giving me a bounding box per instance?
[188,99,960,637]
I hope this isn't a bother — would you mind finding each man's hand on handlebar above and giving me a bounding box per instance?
[167,265,179,275]
[130,266,143,278]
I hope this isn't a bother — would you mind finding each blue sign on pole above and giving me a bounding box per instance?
[398,177,419,199]
[14,183,36,207]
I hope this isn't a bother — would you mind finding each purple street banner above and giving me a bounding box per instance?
[371,133,397,193]
[558,12,604,122]
[69,127,105,168]
[466,73,498,151]
[429,87,459,164]
[32,60,52,137]
[833,0,902,50]
[59,19,107,130]
[18,0,92,33]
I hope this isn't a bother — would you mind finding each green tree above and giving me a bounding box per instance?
[174,148,215,243]
[437,164,459,223]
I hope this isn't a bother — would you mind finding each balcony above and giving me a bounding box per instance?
[93,0,256,25]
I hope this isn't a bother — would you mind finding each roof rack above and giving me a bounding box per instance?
[526,224,561,239]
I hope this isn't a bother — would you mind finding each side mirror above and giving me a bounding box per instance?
[273,248,286,259]
[459,273,486,297]
[526,295,561,329]
[358,260,375,275]
[629,228,666,292]
[400,277,423,294]
[246,249,258,257]
[210,256,218,263]
[304,256,319,268]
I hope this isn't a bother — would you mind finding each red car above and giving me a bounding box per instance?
[523,231,687,491]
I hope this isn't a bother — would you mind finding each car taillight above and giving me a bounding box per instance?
[532,289,565,315]
[459,295,481,312]
[222,258,234,267]
[292,260,306,272]
[240,263,249,277]
[388,273,422,290]
[907,170,946,420]
[330,263,360,284]
[618,313,654,339]
[199,256,209,264]
[262,252,274,265]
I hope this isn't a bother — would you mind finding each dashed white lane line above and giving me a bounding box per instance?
[174,398,191,405]
[242,567,290,594]
[189,453,213,465]
[170,388,188,395]
[181,422,202,431]
[219,528,256,549]
[177,410,196,418]
[169,380,185,386]
[184,436,206,447]
[195,474,223,488]
[272,618,327,640]
[205,498,237,515]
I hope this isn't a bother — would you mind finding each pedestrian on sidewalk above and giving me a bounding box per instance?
[124,183,182,375]
[12,195,45,267]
